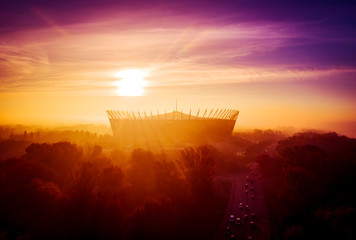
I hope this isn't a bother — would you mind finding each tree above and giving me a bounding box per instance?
[179,145,216,196]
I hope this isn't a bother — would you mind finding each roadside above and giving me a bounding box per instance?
[214,165,270,240]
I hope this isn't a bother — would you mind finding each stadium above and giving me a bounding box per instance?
[107,109,239,146]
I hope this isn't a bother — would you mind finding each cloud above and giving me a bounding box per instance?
[0,10,355,95]
[148,64,356,88]
[0,44,50,91]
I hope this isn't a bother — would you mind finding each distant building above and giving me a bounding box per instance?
[107,109,239,146]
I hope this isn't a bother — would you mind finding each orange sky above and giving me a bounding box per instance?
[1,6,356,135]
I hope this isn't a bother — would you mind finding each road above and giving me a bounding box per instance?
[214,166,270,240]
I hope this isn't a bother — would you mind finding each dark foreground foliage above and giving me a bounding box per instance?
[257,132,356,240]
[0,143,225,239]
[1,129,355,240]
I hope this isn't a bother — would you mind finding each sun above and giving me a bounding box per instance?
[114,69,148,96]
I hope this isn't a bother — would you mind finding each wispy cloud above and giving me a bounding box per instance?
[0,10,355,94]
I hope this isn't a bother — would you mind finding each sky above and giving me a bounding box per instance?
[1,0,356,134]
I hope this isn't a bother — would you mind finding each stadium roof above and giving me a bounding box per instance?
[107,109,239,121]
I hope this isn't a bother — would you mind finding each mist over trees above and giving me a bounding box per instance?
[0,140,226,239]
[0,126,355,239]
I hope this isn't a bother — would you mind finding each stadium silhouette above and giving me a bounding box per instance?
[107,109,239,146]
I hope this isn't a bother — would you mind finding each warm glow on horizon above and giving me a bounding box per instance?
[114,69,148,96]
[1,1,356,238]
[0,1,356,137]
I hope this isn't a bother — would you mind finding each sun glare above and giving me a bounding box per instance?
[114,69,148,96]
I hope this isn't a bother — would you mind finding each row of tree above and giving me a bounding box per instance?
[0,142,225,239]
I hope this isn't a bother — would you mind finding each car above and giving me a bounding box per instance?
[235,217,241,226]
[230,234,236,240]
[245,183,249,189]
[247,236,254,240]
[239,202,243,209]
[250,194,255,199]
[245,205,250,211]
[251,213,256,220]
[229,214,235,223]
[250,221,256,228]
[250,187,255,192]
[246,175,250,181]
[225,226,231,236]
[243,214,249,221]
[245,189,249,194]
